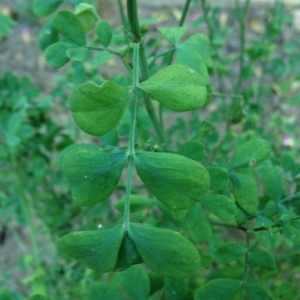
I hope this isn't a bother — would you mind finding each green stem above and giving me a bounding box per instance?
[123,42,140,230]
[151,47,177,62]
[127,0,165,144]
[165,0,192,66]
[87,46,122,57]
[281,192,300,204]
[179,0,192,26]
[127,0,141,43]
[249,192,300,220]
[117,0,130,42]
[9,153,41,265]
[235,0,250,92]
[241,232,250,300]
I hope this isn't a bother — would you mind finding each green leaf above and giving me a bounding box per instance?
[255,216,281,249]
[0,14,16,37]
[176,33,212,81]
[57,224,124,273]
[38,21,59,51]
[112,265,150,299]
[244,283,274,300]
[0,288,13,300]
[177,140,205,161]
[201,195,236,221]
[69,81,130,136]
[88,282,121,300]
[33,0,63,17]
[115,195,154,213]
[53,10,86,46]
[257,162,283,202]
[231,171,259,214]
[114,232,143,271]
[129,223,201,278]
[74,3,98,32]
[249,250,276,271]
[138,64,207,112]
[194,279,242,300]
[164,278,189,300]
[45,42,77,68]
[66,47,88,62]
[214,242,247,263]
[92,50,113,66]
[61,144,127,206]
[134,152,210,210]
[186,203,211,242]
[27,296,51,300]
[291,217,300,230]
[228,139,271,170]
[96,21,113,47]
[158,27,186,45]
[207,167,229,191]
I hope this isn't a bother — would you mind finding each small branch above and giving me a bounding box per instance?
[86,46,122,57]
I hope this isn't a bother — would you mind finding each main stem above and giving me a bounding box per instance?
[126,0,165,144]
[235,0,250,92]
[123,42,140,230]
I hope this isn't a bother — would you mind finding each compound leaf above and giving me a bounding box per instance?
[53,10,86,46]
[138,64,207,112]
[69,81,130,136]
[61,144,127,206]
[134,152,210,210]
[129,223,201,278]
[57,224,124,273]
